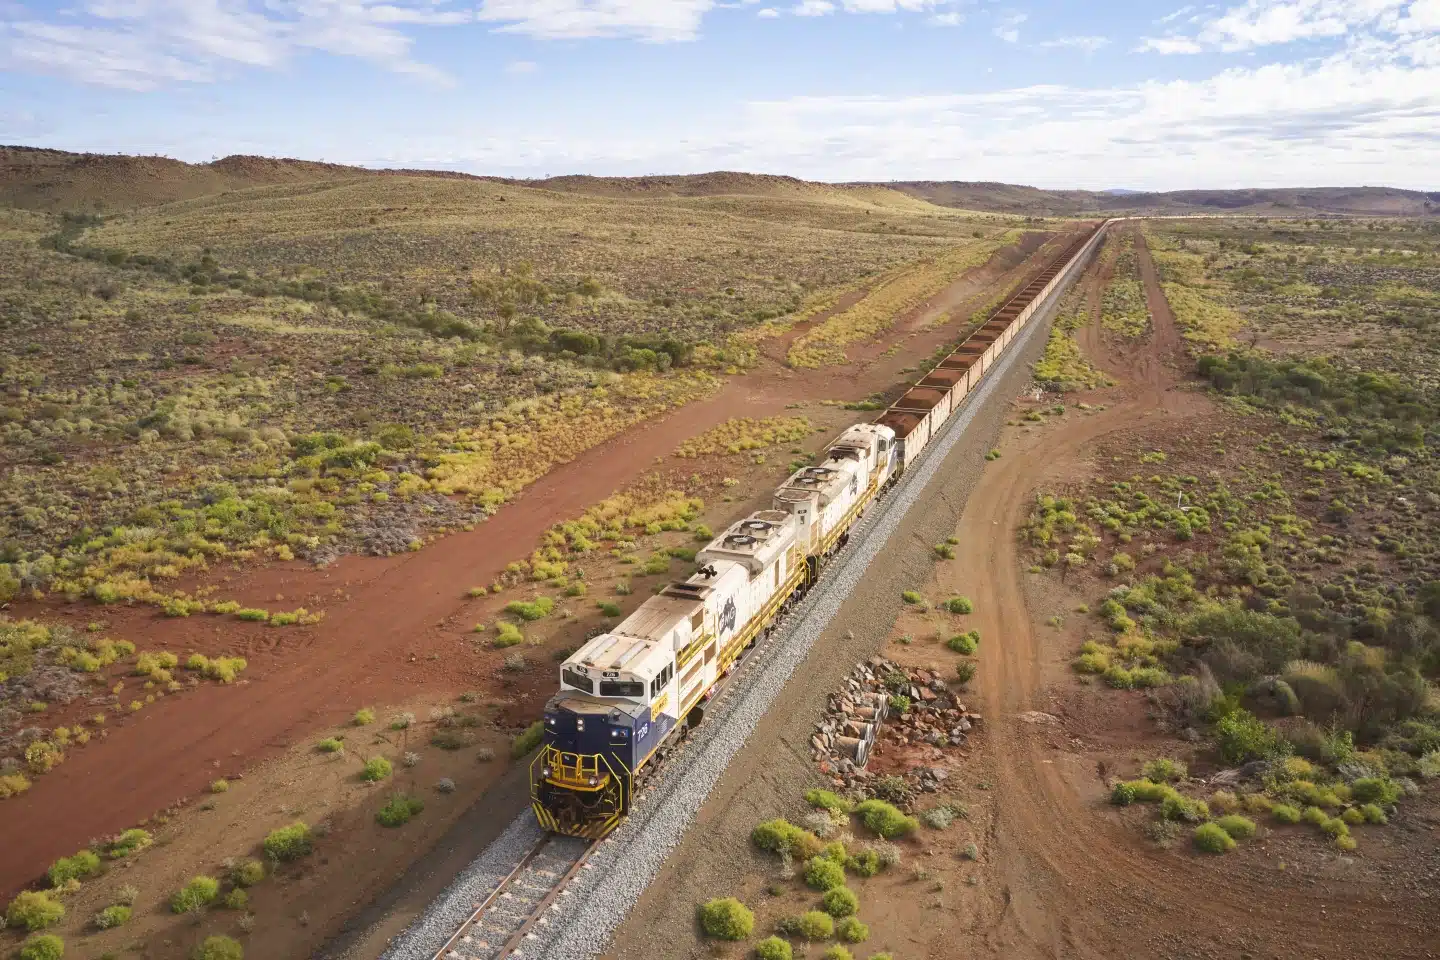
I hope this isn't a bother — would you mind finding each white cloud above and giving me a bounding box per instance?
[1140,0,1439,54]
[504,59,538,74]
[475,1,718,41]
[930,12,963,26]
[1039,35,1109,53]
[0,0,472,89]
[993,12,1026,43]
[757,6,780,16]
[791,0,835,14]
[1157,5,1196,24]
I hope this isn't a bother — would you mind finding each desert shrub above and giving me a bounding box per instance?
[697,897,754,940]
[235,608,269,622]
[106,829,152,858]
[756,936,793,960]
[1141,758,1187,783]
[93,904,131,929]
[193,936,244,960]
[263,822,312,861]
[820,840,848,863]
[1193,822,1236,854]
[376,793,425,827]
[946,596,974,614]
[1209,790,1240,813]
[7,891,65,930]
[1160,793,1209,823]
[1335,833,1359,851]
[494,621,524,647]
[596,601,622,617]
[780,910,834,941]
[511,720,544,759]
[805,788,853,814]
[230,859,265,887]
[845,848,882,877]
[211,779,229,793]
[224,888,248,910]
[170,875,220,913]
[317,738,344,753]
[1216,814,1257,840]
[921,806,954,829]
[855,799,918,838]
[1361,803,1388,824]
[821,886,859,917]
[19,935,65,960]
[0,772,32,798]
[837,916,870,943]
[901,590,924,605]
[804,856,847,891]
[955,661,976,685]
[1320,817,1350,839]
[1350,777,1401,805]
[353,707,376,726]
[822,948,854,960]
[947,631,979,655]
[1215,709,1287,764]
[752,818,821,858]
[1301,805,1329,826]
[505,597,555,621]
[362,756,393,781]
[48,850,101,887]
[1342,807,1366,826]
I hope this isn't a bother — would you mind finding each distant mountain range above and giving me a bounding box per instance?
[2,145,1436,217]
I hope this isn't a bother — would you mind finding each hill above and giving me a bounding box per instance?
[871,181,1440,217]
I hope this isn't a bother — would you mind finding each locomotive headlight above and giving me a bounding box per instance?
[588,776,599,787]
[576,718,586,730]
[542,766,553,778]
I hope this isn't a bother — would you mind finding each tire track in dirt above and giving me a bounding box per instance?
[953,230,1435,959]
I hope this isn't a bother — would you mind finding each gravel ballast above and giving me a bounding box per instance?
[380,228,1105,960]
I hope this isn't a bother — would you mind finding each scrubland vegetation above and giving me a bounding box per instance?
[1100,233,1150,339]
[1035,287,1112,393]
[1034,217,1440,853]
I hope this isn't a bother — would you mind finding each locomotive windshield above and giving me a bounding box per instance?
[561,668,593,693]
[599,679,645,698]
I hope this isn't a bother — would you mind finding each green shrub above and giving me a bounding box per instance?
[511,720,544,759]
[1193,822,1236,854]
[224,888,248,910]
[170,875,220,913]
[596,601,622,617]
[1216,815,1256,840]
[821,885,859,917]
[697,897,754,940]
[106,829,152,858]
[901,590,924,605]
[494,621,524,647]
[362,757,393,781]
[210,778,229,793]
[804,856,847,891]
[1141,758,1187,783]
[1361,803,1388,824]
[263,822,312,861]
[231,858,265,887]
[822,948,854,960]
[756,936,793,960]
[192,935,244,960]
[505,597,555,621]
[854,799,919,838]
[805,788,853,814]
[317,738,344,753]
[19,935,65,960]
[845,848,882,877]
[820,840,848,863]
[955,661,976,685]
[946,596,974,614]
[752,818,820,857]
[836,916,870,943]
[7,891,65,930]
[235,608,269,622]
[94,904,131,929]
[1271,803,1301,824]
[1160,793,1209,823]
[947,631,979,655]
[1301,805,1328,826]
[780,910,834,941]
[1350,777,1400,805]
[48,850,101,887]
[376,794,424,827]
[353,707,376,726]
[1215,709,1287,764]
[1320,817,1350,839]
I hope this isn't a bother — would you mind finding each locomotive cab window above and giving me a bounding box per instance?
[561,668,593,694]
[690,609,704,632]
[599,679,645,698]
[649,664,674,698]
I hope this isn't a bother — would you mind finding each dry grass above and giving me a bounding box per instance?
[675,417,813,458]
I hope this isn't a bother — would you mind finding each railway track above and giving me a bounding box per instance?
[432,834,595,960]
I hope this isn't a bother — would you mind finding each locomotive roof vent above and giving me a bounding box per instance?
[724,534,758,547]
[742,519,774,533]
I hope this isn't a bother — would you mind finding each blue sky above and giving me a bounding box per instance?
[1,1,1438,190]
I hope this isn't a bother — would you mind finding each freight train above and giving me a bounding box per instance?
[531,221,1111,839]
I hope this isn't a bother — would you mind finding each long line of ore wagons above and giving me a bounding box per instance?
[532,220,1113,839]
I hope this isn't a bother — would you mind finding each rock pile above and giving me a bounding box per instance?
[812,656,982,793]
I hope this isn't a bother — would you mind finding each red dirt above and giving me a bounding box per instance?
[0,232,1078,896]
